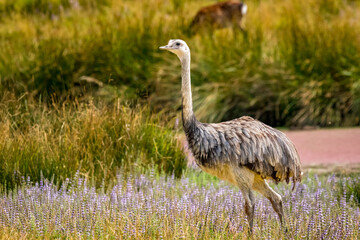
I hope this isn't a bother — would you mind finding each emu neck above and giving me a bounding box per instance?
[180,53,194,124]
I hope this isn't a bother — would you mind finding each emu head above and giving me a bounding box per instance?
[159,39,190,61]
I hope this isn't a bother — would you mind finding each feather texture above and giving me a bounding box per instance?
[183,115,302,186]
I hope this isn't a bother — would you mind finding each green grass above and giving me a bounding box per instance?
[0,0,109,15]
[0,0,360,188]
[0,2,359,238]
[336,173,360,205]
[0,96,186,190]
[0,171,359,239]
[0,0,359,127]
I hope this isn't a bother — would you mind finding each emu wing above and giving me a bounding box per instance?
[186,116,302,184]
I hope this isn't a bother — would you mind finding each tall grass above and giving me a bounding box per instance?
[0,95,186,189]
[278,0,360,126]
[0,0,109,15]
[0,0,359,127]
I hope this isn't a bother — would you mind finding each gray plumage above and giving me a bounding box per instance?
[160,39,302,232]
[183,115,302,185]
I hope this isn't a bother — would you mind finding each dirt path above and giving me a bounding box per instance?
[284,128,360,173]
[284,128,360,165]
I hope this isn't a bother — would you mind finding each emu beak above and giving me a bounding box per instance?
[159,45,169,50]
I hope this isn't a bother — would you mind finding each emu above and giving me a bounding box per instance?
[190,0,248,32]
[160,39,302,232]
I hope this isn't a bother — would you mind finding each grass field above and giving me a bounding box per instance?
[0,0,359,127]
[0,0,359,188]
[0,0,360,238]
[0,97,186,189]
[0,171,359,239]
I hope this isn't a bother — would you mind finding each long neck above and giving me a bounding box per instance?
[180,53,194,123]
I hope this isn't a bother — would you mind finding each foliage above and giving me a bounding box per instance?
[0,0,109,15]
[0,0,359,127]
[0,172,358,239]
[0,96,186,189]
[0,2,358,238]
[336,174,360,205]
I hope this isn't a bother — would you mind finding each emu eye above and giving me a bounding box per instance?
[176,42,181,46]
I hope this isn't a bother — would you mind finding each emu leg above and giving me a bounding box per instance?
[253,178,286,228]
[269,196,285,226]
[241,189,255,233]
[232,167,256,233]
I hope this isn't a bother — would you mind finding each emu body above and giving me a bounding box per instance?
[160,39,302,232]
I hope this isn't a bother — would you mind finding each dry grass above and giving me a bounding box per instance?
[0,94,185,189]
[0,0,359,126]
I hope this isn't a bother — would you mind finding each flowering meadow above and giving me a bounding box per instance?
[0,171,358,239]
[0,0,360,239]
